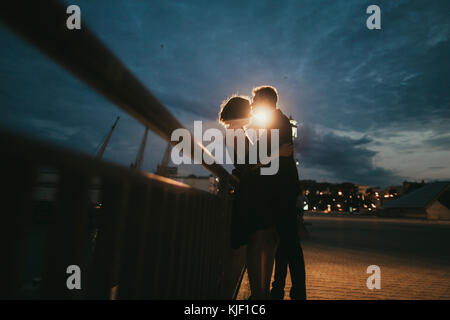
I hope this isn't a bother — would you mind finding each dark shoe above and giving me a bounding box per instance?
[270,288,285,300]
[290,288,306,300]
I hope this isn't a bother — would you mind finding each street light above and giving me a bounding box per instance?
[289,115,298,139]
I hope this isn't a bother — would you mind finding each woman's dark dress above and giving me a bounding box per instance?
[230,138,275,249]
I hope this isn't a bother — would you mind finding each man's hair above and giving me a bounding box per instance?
[252,85,278,106]
[218,95,251,123]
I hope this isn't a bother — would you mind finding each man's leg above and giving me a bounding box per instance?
[270,242,288,299]
[277,201,307,300]
[261,227,278,298]
[287,235,306,300]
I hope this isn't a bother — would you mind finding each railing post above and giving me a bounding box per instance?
[116,182,151,299]
[87,179,129,299]
[151,190,178,298]
[0,159,35,299]
[41,172,91,299]
[139,187,166,299]
[177,191,197,299]
[165,191,186,298]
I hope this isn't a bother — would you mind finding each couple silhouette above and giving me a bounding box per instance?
[219,85,306,300]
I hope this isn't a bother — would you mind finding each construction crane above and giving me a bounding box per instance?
[94,116,120,160]
[130,127,149,170]
[156,142,177,177]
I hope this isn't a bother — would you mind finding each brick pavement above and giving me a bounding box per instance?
[236,216,450,300]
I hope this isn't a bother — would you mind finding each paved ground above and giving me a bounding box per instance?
[236,215,450,300]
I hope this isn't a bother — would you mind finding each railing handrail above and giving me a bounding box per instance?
[0,1,231,181]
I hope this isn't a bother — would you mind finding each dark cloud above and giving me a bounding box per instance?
[429,166,445,170]
[424,135,450,151]
[295,124,399,186]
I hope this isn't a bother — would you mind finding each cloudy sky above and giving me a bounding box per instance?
[1,0,449,187]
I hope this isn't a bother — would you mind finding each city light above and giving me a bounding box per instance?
[297,182,403,215]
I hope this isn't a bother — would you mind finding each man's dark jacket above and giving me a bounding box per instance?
[260,108,300,197]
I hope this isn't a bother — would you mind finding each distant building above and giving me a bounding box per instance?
[357,184,369,196]
[384,185,402,196]
[381,182,450,220]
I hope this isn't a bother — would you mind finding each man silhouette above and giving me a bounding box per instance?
[251,86,306,300]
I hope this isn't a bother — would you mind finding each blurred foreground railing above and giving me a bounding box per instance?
[0,1,245,299]
[0,133,245,299]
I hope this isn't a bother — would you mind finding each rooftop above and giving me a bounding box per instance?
[383,182,450,209]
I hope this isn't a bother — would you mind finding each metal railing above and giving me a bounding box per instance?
[0,1,245,299]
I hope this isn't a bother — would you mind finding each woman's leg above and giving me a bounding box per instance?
[246,228,278,299]
[246,230,266,299]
